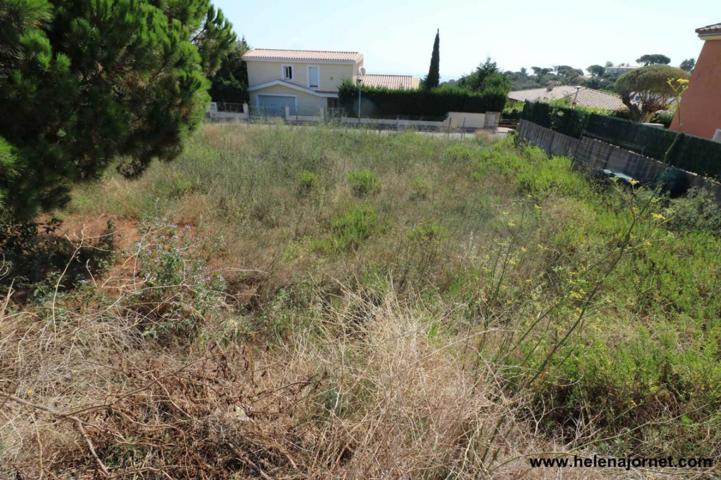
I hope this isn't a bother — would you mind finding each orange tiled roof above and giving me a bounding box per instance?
[697,23,721,37]
[243,48,362,64]
[509,86,626,111]
[358,74,420,90]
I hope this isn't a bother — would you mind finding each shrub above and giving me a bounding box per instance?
[656,166,690,197]
[666,187,721,234]
[408,223,447,243]
[297,170,318,197]
[651,110,674,128]
[330,204,379,250]
[130,220,226,345]
[410,176,432,200]
[502,102,524,120]
[338,81,506,119]
[347,170,380,198]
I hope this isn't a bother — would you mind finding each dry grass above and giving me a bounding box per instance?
[0,268,605,479]
[0,222,602,479]
[3,124,720,478]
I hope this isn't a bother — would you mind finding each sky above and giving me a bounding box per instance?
[214,0,718,80]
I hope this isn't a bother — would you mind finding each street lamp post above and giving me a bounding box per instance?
[357,77,362,120]
[572,86,581,109]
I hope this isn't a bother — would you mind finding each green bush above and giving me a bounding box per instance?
[131,221,226,345]
[330,204,379,250]
[408,223,447,243]
[297,170,319,197]
[666,187,721,234]
[410,176,432,200]
[651,110,674,128]
[338,82,506,119]
[347,170,380,198]
[657,166,690,197]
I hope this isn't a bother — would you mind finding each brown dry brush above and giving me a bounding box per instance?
[0,220,606,479]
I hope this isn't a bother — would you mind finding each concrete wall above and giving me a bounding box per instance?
[246,60,358,93]
[670,38,721,139]
[517,120,579,158]
[448,112,485,129]
[446,112,500,130]
[517,120,721,196]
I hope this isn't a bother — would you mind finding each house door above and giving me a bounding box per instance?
[257,95,296,116]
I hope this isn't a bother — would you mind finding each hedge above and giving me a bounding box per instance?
[520,102,589,138]
[670,134,721,180]
[521,101,551,128]
[584,114,678,160]
[338,82,506,119]
[521,101,721,181]
[550,106,589,138]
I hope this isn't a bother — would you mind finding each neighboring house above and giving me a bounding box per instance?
[508,86,626,111]
[241,48,420,115]
[357,74,421,90]
[670,23,721,140]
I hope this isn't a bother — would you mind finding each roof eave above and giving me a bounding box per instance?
[241,56,362,65]
[698,32,721,40]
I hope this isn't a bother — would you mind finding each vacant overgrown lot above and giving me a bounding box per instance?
[2,124,720,478]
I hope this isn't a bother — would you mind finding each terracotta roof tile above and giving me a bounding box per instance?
[697,23,721,37]
[243,48,362,64]
[358,74,420,90]
[509,86,625,111]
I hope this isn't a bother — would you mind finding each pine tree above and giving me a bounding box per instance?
[210,38,250,104]
[423,29,440,89]
[0,0,236,221]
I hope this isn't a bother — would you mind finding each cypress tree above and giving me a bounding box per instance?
[424,29,440,89]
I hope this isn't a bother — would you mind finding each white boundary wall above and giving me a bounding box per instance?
[206,102,249,121]
[283,106,501,130]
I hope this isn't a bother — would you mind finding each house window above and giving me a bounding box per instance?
[282,65,293,80]
[308,65,319,88]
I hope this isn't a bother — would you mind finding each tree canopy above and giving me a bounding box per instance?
[636,54,671,66]
[456,58,511,95]
[679,58,696,72]
[0,0,235,221]
[587,65,606,77]
[209,37,250,104]
[615,65,689,120]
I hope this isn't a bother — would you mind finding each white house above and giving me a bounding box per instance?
[242,48,420,115]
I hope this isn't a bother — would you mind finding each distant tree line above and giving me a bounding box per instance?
[438,52,697,94]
